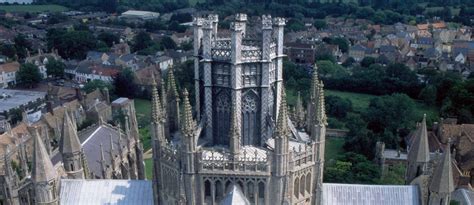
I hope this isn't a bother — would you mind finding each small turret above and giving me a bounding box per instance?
[166,67,180,133]
[428,139,454,205]
[406,114,430,183]
[32,127,59,205]
[60,111,85,179]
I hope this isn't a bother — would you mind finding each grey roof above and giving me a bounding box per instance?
[60,179,153,205]
[52,124,123,178]
[429,146,454,194]
[60,111,82,154]
[452,188,474,205]
[80,125,122,178]
[219,185,250,205]
[33,129,57,183]
[322,183,420,205]
[407,116,430,164]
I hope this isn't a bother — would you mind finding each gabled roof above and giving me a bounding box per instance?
[322,183,420,205]
[60,179,153,205]
[407,115,430,164]
[32,128,57,183]
[60,111,82,154]
[0,61,20,73]
[219,185,250,205]
[429,146,455,194]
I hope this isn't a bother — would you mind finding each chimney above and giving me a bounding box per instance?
[46,101,54,114]
[76,88,84,101]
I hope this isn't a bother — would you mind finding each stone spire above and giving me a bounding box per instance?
[60,111,82,154]
[167,67,179,100]
[276,87,289,138]
[181,89,194,138]
[32,127,57,184]
[315,81,327,126]
[151,74,162,124]
[429,140,454,196]
[306,64,322,133]
[406,114,430,183]
[295,91,305,128]
[60,110,85,179]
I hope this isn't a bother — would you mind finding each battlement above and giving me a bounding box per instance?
[198,146,271,174]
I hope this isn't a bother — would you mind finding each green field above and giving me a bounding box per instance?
[324,89,439,122]
[325,137,345,161]
[134,99,152,150]
[0,4,68,12]
[145,158,153,180]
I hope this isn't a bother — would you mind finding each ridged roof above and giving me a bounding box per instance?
[33,128,57,183]
[60,111,82,154]
[429,144,455,194]
[219,185,250,205]
[407,114,430,164]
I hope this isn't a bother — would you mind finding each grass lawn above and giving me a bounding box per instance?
[134,99,152,150]
[325,137,345,162]
[0,4,68,12]
[145,158,153,180]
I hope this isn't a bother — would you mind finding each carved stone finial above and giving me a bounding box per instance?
[202,20,213,30]
[193,17,204,26]
[235,13,247,22]
[207,14,219,22]
[273,17,286,26]
[262,15,273,30]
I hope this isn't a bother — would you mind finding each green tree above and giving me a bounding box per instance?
[133,31,153,52]
[113,68,137,98]
[45,58,66,78]
[326,95,353,119]
[98,32,120,47]
[313,19,327,29]
[324,152,381,184]
[317,60,347,78]
[17,63,41,88]
[364,94,416,146]
[0,43,16,59]
[14,34,31,59]
[360,57,376,67]
[419,85,437,106]
[83,79,113,94]
[46,29,97,60]
[161,36,177,50]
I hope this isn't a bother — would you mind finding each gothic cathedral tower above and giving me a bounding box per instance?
[153,13,327,205]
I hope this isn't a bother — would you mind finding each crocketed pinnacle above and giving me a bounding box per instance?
[408,114,430,164]
[295,91,304,124]
[33,127,57,183]
[167,67,179,99]
[316,81,327,126]
[60,111,82,154]
[151,74,162,123]
[181,89,194,137]
[276,87,289,138]
[310,63,320,100]
[429,139,454,194]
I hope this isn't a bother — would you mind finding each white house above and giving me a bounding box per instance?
[0,62,20,88]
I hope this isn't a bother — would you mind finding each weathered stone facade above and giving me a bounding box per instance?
[152,14,327,205]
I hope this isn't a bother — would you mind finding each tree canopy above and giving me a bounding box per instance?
[16,63,41,88]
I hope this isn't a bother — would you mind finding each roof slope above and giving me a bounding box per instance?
[322,183,420,205]
[60,179,153,205]
[407,115,430,163]
[429,146,455,194]
[60,111,82,154]
[219,185,250,205]
[32,129,57,183]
